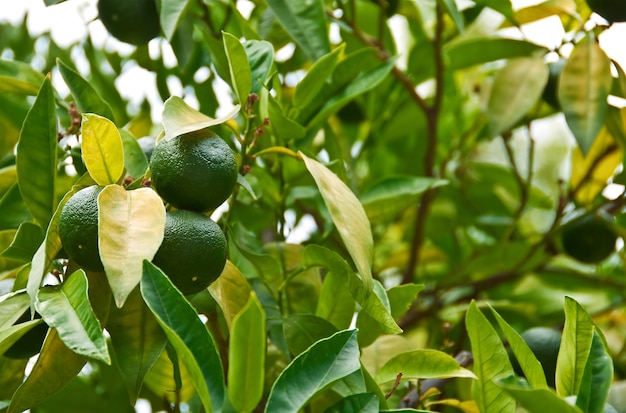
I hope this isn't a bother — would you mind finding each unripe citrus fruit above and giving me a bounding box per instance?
[3,311,48,359]
[97,0,160,45]
[509,327,562,388]
[149,134,238,212]
[587,0,626,23]
[59,185,104,271]
[561,214,617,264]
[152,210,227,295]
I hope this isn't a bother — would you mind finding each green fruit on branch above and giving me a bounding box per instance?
[509,327,562,388]
[586,0,626,22]
[59,185,104,271]
[149,134,238,212]
[152,210,227,295]
[97,0,160,45]
[560,214,617,264]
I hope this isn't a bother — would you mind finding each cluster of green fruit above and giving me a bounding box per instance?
[58,132,237,296]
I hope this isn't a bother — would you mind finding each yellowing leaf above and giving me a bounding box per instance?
[81,114,125,185]
[300,152,373,294]
[570,128,622,205]
[98,185,166,307]
[208,260,252,329]
[162,96,240,141]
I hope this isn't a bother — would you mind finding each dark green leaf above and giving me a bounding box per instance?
[265,329,360,412]
[107,288,167,403]
[0,184,32,230]
[244,40,274,95]
[140,260,224,413]
[574,329,612,413]
[15,77,57,229]
[223,32,252,105]
[119,130,149,179]
[445,38,547,71]
[57,58,115,121]
[497,375,582,413]
[283,313,338,355]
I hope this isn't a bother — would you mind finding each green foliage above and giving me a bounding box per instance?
[2,0,626,411]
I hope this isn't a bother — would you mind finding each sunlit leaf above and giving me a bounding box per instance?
[142,346,197,403]
[488,57,549,136]
[15,76,57,229]
[208,260,252,328]
[244,39,274,95]
[81,113,125,186]
[570,128,622,204]
[376,349,476,385]
[488,305,548,388]
[140,261,224,413]
[98,185,166,307]
[161,96,240,141]
[324,392,379,413]
[265,329,360,412]
[293,45,344,110]
[558,34,612,155]
[301,153,373,294]
[36,270,110,363]
[514,0,579,25]
[466,301,516,413]
[555,296,595,397]
[228,293,266,413]
[497,375,582,413]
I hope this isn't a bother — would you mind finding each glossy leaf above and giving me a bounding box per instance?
[15,76,57,229]
[488,57,548,136]
[161,96,240,141]
[570,128,622,204]
[359,280,402,335]
[265,0,330,61]
[466,301,516,413]
[376,349,476,385]
[558,34,612,155]
[0,184,31,231]
[228,293,266,413]
[360,176,448,221]
[8,271,111,413]
[555,296,595,397]
[575,330,613,413]
[514,0,579,25]
[57,58,115,121]
[316,269,356,330]
[265,329,360,412]
[223,32,252,106]
[140,260,224,413]
[324,393,378,413]
[208,260,252,328]
[489,305,548,388]
[301,153,373,294]
[107,288,167,403]
[35,269,110,363]
[160,0,190,40]
[267,94,306,143]
[98,185,166,307]
[244,40,274,95]
[497,376,581,413]
[81,113,125,186]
